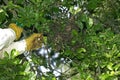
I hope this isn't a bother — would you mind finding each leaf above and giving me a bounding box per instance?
[4,51,9,58]
[77,48,86,53]
[81,14,88,22]
[72,29,78,36]
[0,9,7,23]
[24,62,30,72]
[43,36,48,44]
[114,64,120,71]
[111,44,119,55]
[75,21,83,30]
[87,0,101,10]
[107,62,113,70]
[52,77,56,80]
[10,49,19,59]
[69,6,74,14]
[86,75,94,80]
[88,18,93,27]
[99,73,110,80]
[116,53,120,58]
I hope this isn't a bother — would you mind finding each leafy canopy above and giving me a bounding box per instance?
[0,0,120,80]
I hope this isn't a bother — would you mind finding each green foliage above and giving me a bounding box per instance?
[0,9,7,25]
[0,49,35,80]
[0,0,120,80]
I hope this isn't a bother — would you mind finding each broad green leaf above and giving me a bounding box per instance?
[107,62,113,70]
[88,18,93,27]
[10,49,19,59]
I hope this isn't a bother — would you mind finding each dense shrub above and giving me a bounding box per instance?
[0,0,120,79]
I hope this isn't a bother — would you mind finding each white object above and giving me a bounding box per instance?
[0,28,26,58]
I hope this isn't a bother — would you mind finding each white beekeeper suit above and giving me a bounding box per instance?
[0,23,43,59]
